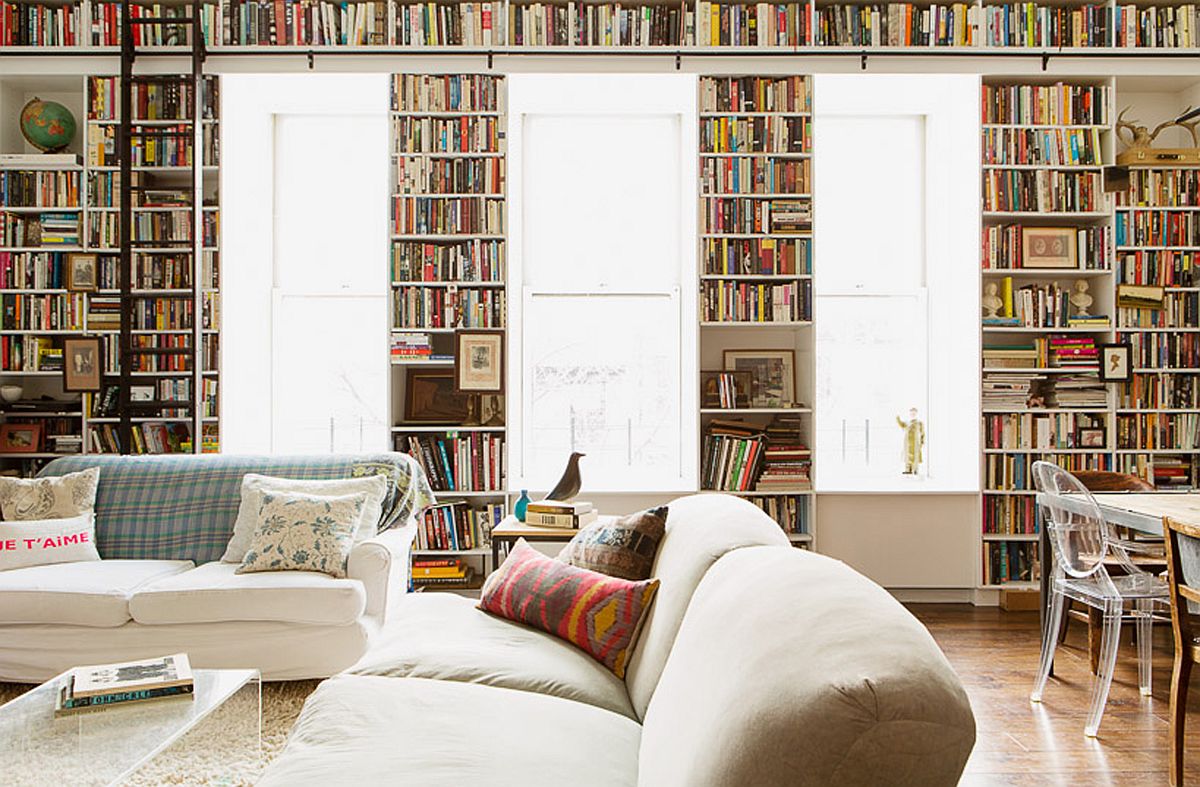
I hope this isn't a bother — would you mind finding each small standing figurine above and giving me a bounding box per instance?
[896,407,925,476]
[1069,279,1093,317]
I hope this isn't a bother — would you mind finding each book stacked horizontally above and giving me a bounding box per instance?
[1052,374,1107,408]
[412,558,476,589]
[525,500,597,529]
[56,653,194,716]
[756,414,812,491]
[982,372,1047,409]
[1049,336,1099,369]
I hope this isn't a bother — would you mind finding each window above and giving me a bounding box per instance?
[814,75,979,492]
[508,75,698,492]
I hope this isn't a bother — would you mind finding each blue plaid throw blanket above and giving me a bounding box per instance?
[39,453,436,564]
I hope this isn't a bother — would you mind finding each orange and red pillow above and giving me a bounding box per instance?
[478,539,659,678]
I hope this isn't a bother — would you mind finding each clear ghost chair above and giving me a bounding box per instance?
[1030,460,1170,737]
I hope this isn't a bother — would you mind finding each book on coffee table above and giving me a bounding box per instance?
[56,653,195,715]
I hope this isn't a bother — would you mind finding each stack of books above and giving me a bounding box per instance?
[756,415,811,491]
[982,372,1047,409]
[702,419,765,491]
[412,558,476,589]
[390,331,434,361]
[525,500,597,529]
[1049,335,1099,369]
[56,653,194,716]
[983,342,1045,369]
[1052,374,1108,408]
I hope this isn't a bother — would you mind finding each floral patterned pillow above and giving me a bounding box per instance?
[235,490,368,578]
[0,467,99,521]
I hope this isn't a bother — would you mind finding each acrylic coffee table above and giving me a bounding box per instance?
[0,667,261,786]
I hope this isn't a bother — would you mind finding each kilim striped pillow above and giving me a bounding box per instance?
[478,539,660,678]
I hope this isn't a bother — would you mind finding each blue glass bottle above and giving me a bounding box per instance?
[515,490,530,522]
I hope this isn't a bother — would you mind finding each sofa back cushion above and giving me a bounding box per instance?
[637,546,976,787]
[623,494,788,720]
[38,454,434,564]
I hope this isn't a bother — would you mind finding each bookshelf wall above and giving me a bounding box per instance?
[0,73,220,474]
[697,74,816,549]
[389,72,507,592]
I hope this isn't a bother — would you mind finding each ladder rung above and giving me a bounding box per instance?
[127,129,192,137]
[130,17,195,24]
[130,242,194,248]
[128,400,195,409]
[125,348,193,355]
[129,186,196,192]
[128,292,195,298]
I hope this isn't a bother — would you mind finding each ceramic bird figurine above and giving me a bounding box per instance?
[545,452,585,502]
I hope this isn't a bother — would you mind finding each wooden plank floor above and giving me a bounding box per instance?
[914,603,1199,785]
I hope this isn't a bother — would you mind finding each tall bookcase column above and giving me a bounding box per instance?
[978,77,1116,591]
[389,73,508,593]
[697,74,816,549]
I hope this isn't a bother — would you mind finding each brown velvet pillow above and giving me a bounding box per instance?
[556,505,668,581]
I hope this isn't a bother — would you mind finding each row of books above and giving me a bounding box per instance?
[701,157,810,196]
[1118,170,1200,210]
[0,252,76,290]
[699,76,810,114]
[392,116,502,153]
[395,156,504,196]
[983,540,1038,585]
[0,212,80,248]
[1117,251,1197,287]
[984,411,1105,450]
[392,240,504,283]
[1116,211,1200,248]
[1119,330,1200,370]
[983,279,1108,329]
[208,0,389,46]
[390,3,505,47]
[982,495,1037,536]
[391,196,505,236]
[816,3,977,47]
[702,237,809,276]
[415,501,502,551]
[744,493,809,535]
[702,198,811,234]
[696,1,809,47]
[701,419,764,491]
[0,1,79,46]
[1117,292,1200,329]
[701,279,810,322]
[90,3,197,46]
[392,74,501,112]
[87,125,212,169]
[103,334,218,374]
[981,3,1109,48]
[1114,4,1200,48]
[755,414,811,491]
[981,127,1104,168]
[89,422,195,454]
[91,253,216,290]
[91,379,199,418]
[399,432,505,491]
[1120,454,1197,488]
[984,451,1113,491]
[89,173,196,209]
[983,169,1104,213]
[392,285,506,328]
[0,335,60,371]
[89,213,219,250]
[1119,373,1199,410]
[0,171,80,209]
[89,77,218,123]
[700,116,809,154]
[981,83,1109,127]
[1115,413,1200,450]
[0,293,85,331]
[982,224,1109,270]
[508,2,685,45]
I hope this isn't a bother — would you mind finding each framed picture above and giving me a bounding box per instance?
[1077,427,1106,449]
[1099,343,1131,382]
[723,350,796,407]
[454,330,504,394]
[700,370,753,409]
[0,423,42,453]
[405,370,472,423]
[62,337,102,392]
[66,254,98,292]
[130,385,155,402]
[477,394,505,427]
[1020,228,1078,269]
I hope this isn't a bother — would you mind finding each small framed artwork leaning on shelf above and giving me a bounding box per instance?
[0,423,42,454]
[1099,344,1131,382]
[405,370,472,423]
[1020,227,1078,269]
[65,254,97,292]
[455,330,504,394]
[62,337,101,392]
[701,370,752,409]
[723,349,797,408]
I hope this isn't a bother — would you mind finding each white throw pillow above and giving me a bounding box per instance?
[221,474,388,564]
[0,467,100,521]
[0,513,100,571]
[236,490,367,579]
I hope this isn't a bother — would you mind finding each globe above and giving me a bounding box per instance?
[20,98,77,153]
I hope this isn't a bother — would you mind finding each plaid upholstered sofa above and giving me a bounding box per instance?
[0,453,434,682]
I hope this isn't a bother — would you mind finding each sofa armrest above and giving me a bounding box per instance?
[348,519,417,623]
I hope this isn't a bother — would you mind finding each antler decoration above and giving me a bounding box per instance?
[1177,106,1200,147]
[1117,105,1200,150]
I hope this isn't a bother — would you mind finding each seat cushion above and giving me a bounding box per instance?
[259,675,641,787]
[129,561,366,626]
[0,559,192,628]
[348,592,636,719]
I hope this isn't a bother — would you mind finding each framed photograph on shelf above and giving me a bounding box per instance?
[0,423,42,453]
[62,337,101,392]
[65,254,98,292]
[1098,344,1131,382]
[454,330,504,394]
[723,350,796,408]
[405,370,472,423]
[130,386,155,402]
[1020,228,1078,270]
[1076,427,1106,449]
[700,370,752,409]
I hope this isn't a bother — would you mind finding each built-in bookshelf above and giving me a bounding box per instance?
[698,74,815,549]
[0,72,220,474]
[389,73,507,592]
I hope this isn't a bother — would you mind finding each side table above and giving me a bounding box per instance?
[490,515,594,566]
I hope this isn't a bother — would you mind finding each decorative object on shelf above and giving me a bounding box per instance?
[896,408,925,476]
[454,329,504,394]
[514,489,530,523]
[1069,280,1093,317]
[65,254,97,292]
[701,370,752,409]
[1117,284,1166,309]
[1099,344,1132,383]
[130,386,155,402]
[404,370,471,423]
[723,349,796,408]
[544,452,585,502]
[1115,107,1200,166]
[1077,427,1106,449]
[0,423,43,453]
[1021,227,1078,269]
[0,386,23,404]
[61,337,101,392]
[982,283,1003,320]
[19,98,77,154]
[479,394,504,427]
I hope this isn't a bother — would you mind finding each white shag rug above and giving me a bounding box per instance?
[0,680,318,786]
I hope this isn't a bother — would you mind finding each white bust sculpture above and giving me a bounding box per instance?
[982,282,1003,319]
[1069,279,1093,317]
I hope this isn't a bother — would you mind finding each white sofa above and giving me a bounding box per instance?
[0,454,431,682]
[262,494,977,786]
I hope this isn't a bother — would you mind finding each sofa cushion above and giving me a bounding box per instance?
[237,491,368,578]
[0,559,192,628]
[558,505,667,580]
[638,546,976,787]
[259,675,641,787]
[0,467,99,520]
[348,593,636,719]
[0,513,100,571]
[624,493,789,719]
[129,561,366,626]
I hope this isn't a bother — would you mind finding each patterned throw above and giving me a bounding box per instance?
[237,491,367,578]
[0,467,99,521]
[479,539,660,678]
[557,506,668,581]
[38,454,436,564]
